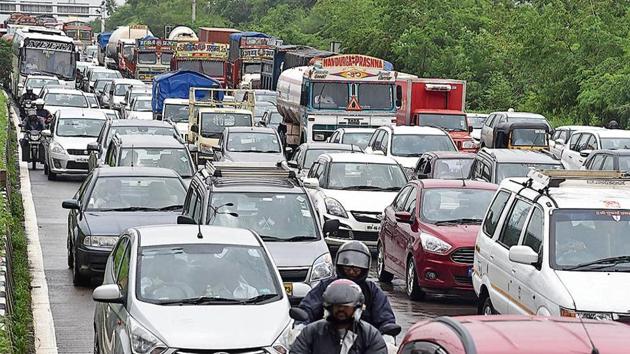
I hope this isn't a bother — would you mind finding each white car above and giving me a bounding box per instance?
[548,126,605,160]
[162,98,190,137]
[474,169,630,320]
[364,126,457,176]
[21,75,60,97]
[125,96,153,120]
[303,153,407,250]
[108,78,145,111]
[466,113,488,143]
[561,129,630,169]
[328,127,375,150]
[42,88,89,115]
[122,86,152,112]
[42,108,108,180]
[93,224,302,353]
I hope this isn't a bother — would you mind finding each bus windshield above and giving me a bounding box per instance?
[22,48,75,80]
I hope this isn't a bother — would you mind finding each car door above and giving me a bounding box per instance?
[512,206,544,315]
[364,129,383,154]
[481,114,495,147]
[551,129,568,159]
[490,198,532,314]
[382,185,412,276]
[601,154,614,170]
[395,185,418,274]
[102,237,129,352]
[576,134,597,167]
[562,133,587,169]
[306,159,328,222]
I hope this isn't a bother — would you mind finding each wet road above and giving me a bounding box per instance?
[30,167,474,353]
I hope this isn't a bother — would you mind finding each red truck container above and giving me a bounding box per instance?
[198,27,240,44]
[395,76,477,152]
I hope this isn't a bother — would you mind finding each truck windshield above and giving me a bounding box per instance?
[243,63,261,74]
[137,52,157,64]
[391,135,456,157]
[200,113,252,136]
[163,104,189,123]
[22,48,75,80]
[419,114,468,132]
[161,52,173,65]
[311,82,348,109]
[357,84,393,110]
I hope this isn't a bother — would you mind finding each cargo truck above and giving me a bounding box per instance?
[260,45,334,91]
[170,41,230,86]
[227,32,277,89]
[106,25,152,70]
[132,38,177,82]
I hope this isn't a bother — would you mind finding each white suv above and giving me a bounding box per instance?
[561,129,630,169]
[473,169,630,321]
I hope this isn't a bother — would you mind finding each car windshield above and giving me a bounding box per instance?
[44,93,88,108]
[138,244,281,304]
[433,158,474,179]
[132,99,152,112]
[200,113,251,136]
[106,126,175,145]
[343,132,372,149]
[327,162,406,190]
[357,84,393,110]
[552,209,630,270]
[601,138,630,150]
[114,84,135,96]
[418,114,468,132]
[511,128,548,146]
[208,192,318,240]
[119,148,193,177]
[56,118,104,137]
[26,78,59,89]
[92,70,121,81]
[94,79,112,91]
[267,112,283,128]
[86,95,98,108]
[468,116,486,129]
[85,176,185,211]
[496,163,563,182]
[163,104,189,123]
[137,52,156,64]
[421,188,496,224]
[391,135,456,157]
[304,149,351,169]
[312,82,348,110]
[227,132,281,153]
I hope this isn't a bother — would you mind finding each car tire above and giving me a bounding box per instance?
[480,294,497,315]
[377,243,393,283]
[43,161,49,175]
[67,240,73,269]
[93,330,99,354]
[406,258,425,301]
[72,248,89,286]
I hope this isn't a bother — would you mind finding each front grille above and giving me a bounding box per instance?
[451,248,474,264]
[66,161,88,170]
[454,275,473,285]
[332,229,378,242]
[176,350,266,354]
[67,149,89,156]
[279,268,309,283]
[351,211,381,224]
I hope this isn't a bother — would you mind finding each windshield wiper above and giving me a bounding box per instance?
[157,204,183,211]
[433,218,483,225]
[234,149,281,153]
[98,206,159,212]
[283,235,318,242]
[241,293,279,304]
[565,256,630,271]
[158,296,242,305]
[340,185,383,191]
[395,153,420,157]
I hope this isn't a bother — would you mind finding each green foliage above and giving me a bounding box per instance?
[0,42,13,90]
[106,0,630,126]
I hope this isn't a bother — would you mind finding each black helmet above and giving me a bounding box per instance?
[26,88,33,93]
[335,241,371,282]
[323,279,364,324]
[607,120,620,129]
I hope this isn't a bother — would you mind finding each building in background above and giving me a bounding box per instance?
[0,0,117,23]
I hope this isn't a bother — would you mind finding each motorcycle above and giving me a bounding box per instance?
[25,129,42,170]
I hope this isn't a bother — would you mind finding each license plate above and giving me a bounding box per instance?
[366,224,380,231]
[467,266,473,277]
[284,282,293,296]
[76,158,88,163]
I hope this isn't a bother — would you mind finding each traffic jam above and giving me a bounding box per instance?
[9,20,630,354]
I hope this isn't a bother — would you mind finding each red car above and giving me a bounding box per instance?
[377,179,497,300]
[398,315,630,354]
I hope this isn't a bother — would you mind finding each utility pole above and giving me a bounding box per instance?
[191,0,196,23]
[100,1,105,33]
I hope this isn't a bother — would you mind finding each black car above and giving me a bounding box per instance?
[583,149,630,171]
[62,167,187,285]
[469,148,563,184]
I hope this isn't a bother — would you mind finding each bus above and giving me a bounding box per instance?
[11,28,78,94]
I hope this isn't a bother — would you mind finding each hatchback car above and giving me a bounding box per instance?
[377,180,496,300]
[213,126,285,163]
[469,148,563,184]
[413,151,475,180]
[288,142,363,178]
[582,149,630,171]
[561,129,630,169]
[42,88,89,114]
[63,167,187,285]
[93,224,297,353]
[328,127,376,150]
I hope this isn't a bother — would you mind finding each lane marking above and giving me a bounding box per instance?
[7,97,59,353]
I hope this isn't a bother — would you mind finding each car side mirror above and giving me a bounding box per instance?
[416,173,427,180]
[41,130,51,137]
[87,142,99,152]
[190,124,199,134]
[579,149,592,158]
[284,147,293,155]
[287,160,299,169]
[468,125,473,133]
[302,177,319,189]
[322,219,340,234]
[555,138,565,145]
[291,283,312,299]
[509,245,539,265]
[92,284,123,303]
[289,307,309,322]
[177,215,196,225]
[380,323,402,337]
[61,199,80,210]
[395,211,413,224]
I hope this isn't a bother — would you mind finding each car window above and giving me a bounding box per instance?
[569,133,582,151]
[499,199,532,248]
[482,190,511,237]
[558,130,569,143]
[117,238,131,292]
[414,157,426,174]
[371,130,384,149]
[112,238,129,279]
[522,207,543,253]
[585,134,597,150]
[381,132,390,150]
[308,162,320,178]
[587,154,604,170]
[602,155,614,170]
[393,186,413,211]
[485,115,495,127]
[575,134,591,152]
[403,188,417,215]
[481,160,492,181]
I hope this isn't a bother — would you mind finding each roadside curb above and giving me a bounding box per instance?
[7,99,58,353]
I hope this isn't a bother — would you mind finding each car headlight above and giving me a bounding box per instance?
[266,322,292,354]
[200,144,213,154]
[324,197,348,218]
[127,317,168,354]
[83,235,118,248]
[50,141,66,155]
[560,307,614,321]
[462,140,477,149]
[310,253,333,284]
[420,233,452,255]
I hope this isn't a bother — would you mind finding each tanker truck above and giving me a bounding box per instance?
[105,25,152,70]
[167,26,198,41]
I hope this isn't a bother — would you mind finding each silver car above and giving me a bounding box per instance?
[93,224,305,353]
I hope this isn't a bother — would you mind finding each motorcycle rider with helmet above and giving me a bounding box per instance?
[291,279,387,354]
[19,88,39,117]
[297,241,396,343]
[20,112,45,157]
[34,99,52,125]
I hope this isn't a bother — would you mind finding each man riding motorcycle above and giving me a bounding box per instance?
[20,113,45,156]
[34,99,52,125]
[298,241,397,343]
[291,279,387,354]
[19,88,39,117]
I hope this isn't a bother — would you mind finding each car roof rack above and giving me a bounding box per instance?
[527,169,630,188]
[203,161,298,180]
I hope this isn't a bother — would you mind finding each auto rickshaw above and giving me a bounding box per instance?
[492,121,551,151]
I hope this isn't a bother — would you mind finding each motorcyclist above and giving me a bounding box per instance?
[291,279,387,354]
[298,241,396,341]
[20,113,45,158]
[19,88,39,117]
[34,99,52,125]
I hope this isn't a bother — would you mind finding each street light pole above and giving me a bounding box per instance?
[100,1,105,33]
[191,0,196,23]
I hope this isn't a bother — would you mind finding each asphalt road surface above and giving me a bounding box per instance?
[29,167,475,353]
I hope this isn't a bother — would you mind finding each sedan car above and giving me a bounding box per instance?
[582,149,630,171]
[213,126,285,163]
[413,151,475,180]
[377,179,496,300]
[62,167,187,285]
[93,224,299,353]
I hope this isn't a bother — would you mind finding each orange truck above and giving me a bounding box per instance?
[395,76,477,152]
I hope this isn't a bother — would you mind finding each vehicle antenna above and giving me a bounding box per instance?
[557,274,599,354]
[130,145,134,167]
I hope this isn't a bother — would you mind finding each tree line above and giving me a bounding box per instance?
[106,0,630,127]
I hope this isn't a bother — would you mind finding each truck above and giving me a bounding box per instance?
[395,76,477,152]
[167,26,198,41]
[276,54,397,148]
[132,38,177,82]
[170,41,230,86]
[227,32,277,89]
[198,27,239,44]
[260,45,334,91]
[187,87,255,163]
[106,25,152,70]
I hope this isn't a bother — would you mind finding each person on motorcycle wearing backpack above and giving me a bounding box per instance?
[34,99,52,125]
[291,279,387,354]
[297,241,397,343]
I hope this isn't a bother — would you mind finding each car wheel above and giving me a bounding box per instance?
[480,294,497,315]
[377,243,393,283]
[67,240,73,269]
[93,330,99,354]
[72,248,88,286]
[406,258,425,301]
